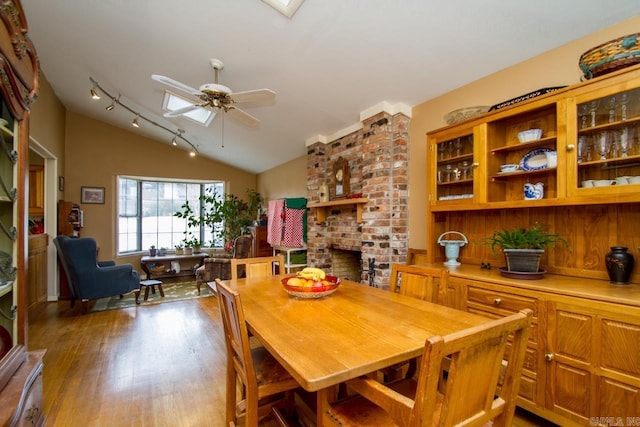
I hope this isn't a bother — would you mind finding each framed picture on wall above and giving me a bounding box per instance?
[81,186,105,204]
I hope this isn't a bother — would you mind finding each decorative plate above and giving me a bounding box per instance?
[498,267,547,280]
[520,148,553,171]
[281,275,341,299]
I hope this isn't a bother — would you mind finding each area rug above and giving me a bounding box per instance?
[90,281,214,312]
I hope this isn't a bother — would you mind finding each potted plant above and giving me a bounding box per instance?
[174,244,184,255]
[149,245,157,257]
[175,188,263,252]
[479,224,569,272]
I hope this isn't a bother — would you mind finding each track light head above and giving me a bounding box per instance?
[132,115,140,128]
[105,101,115,111]
[90,85,100,100]
[171,136,177,146]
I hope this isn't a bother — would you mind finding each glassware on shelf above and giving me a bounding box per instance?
[459,160,472,180]
[619,93,630,121]
[438,143,446,160]
[615,128,631,158]
[589,100,600,127]
[454,137,464,157]
[578,103,589,129]
[594,131,611,160]
[605,95,617,123]
[446,140,454,159]
[443,164,453,182]
[577,135,588,163]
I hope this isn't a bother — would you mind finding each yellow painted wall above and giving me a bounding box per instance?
[64,111,257,264]
[408,15,640,250]
[257,155,307,202]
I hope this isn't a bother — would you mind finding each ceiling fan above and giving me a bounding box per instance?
[151,58,276,128]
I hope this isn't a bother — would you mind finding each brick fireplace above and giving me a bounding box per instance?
[306,108,410,288]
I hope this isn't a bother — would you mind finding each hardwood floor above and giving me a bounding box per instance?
[28,297,556,426]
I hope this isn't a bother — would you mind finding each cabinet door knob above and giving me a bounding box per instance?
[493,298,501,305]
[567,144,575,151]
[544,353,554,362]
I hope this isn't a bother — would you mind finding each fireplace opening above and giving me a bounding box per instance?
[331,248,362,281]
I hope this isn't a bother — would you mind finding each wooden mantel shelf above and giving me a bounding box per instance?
[307,197,368,222]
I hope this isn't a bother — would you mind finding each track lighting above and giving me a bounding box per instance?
[90,85,100,99]
[88,77,198,155]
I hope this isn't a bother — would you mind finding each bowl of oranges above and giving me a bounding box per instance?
[281,267,341,299]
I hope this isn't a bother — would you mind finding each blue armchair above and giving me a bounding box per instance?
[54,236,140,313]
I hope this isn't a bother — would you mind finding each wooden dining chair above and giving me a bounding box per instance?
[230,255,285,280]
[406,248,427,265]
[211,279,301,426]
[390,263,449,305]
[320,309,533,427]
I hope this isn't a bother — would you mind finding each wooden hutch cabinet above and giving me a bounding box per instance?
[426,64,640,426]
[0,1,45,426]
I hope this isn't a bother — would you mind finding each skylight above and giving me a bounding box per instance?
[162,91,215,127]
[261,0,304,18]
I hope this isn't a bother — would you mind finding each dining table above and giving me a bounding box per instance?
[220,274,494,425]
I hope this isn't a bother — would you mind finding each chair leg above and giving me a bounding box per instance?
[81,299,89,314]
[135,290,141,305]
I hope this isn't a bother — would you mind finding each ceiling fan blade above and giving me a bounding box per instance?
[152,74,201,96]
[230,89,276,108]
[163,104,202,117]
[227,106,260,128]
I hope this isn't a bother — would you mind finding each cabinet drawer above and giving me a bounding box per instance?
[467,286,538,316]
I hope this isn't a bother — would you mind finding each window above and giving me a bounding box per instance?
[117,177,224,254]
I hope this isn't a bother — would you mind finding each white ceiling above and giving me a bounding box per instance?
[21,1,640,174]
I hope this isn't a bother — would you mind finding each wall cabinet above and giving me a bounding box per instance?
[426,65,640,283]
[428,65,640,212]
[28,165,44,216]
[438,265,640,426]
[27,234,48,317]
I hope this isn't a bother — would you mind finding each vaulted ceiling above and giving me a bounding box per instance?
[21,1,640,173]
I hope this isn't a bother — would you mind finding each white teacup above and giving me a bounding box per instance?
[593,179,616,187]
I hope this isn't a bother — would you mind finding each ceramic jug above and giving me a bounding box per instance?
[524,182,544,200]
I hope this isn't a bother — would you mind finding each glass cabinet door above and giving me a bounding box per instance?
[569,83,640,197]
[0,101,16,361]
[432,131,475,205]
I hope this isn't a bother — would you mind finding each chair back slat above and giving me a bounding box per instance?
[231,255,285,280]
[389,264,449,305]
[406,248,427,265]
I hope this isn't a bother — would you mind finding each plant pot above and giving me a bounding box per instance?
[175,248,184,255]
[149,248,157,257]
[184,247,193,255]
[503,249,544,272]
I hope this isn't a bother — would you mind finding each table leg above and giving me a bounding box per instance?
[158,283,164,297]
[135,290,141,305]
[144,285,150,301]
[316,386,337,427]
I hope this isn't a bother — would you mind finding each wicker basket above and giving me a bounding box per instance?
[579,33,640,80]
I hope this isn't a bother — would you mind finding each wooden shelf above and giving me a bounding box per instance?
[307,197,368,222]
